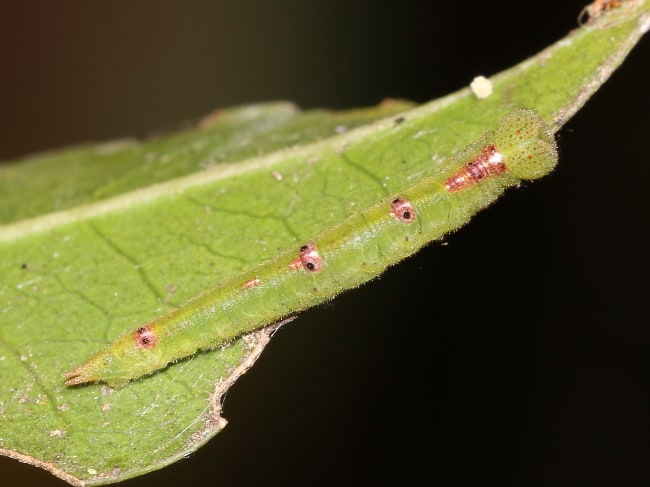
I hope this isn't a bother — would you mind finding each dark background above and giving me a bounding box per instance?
[1,1,648,486]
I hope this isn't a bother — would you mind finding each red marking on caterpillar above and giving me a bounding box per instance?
[390,197,416,223]
[444,144,505,192]
[134,324,159,350]
[289,242,323,272]
[244,277,261,289]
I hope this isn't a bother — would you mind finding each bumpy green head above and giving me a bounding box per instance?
[495,108,558,180]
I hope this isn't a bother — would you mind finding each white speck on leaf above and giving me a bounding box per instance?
[470,75,493,99]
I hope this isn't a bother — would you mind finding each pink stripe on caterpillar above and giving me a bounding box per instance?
[134,324,159,350]
[289,242,323,272]
[244,278,261,289]
[390,197,416,223]
[444,144,505,192]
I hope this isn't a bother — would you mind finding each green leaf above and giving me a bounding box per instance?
[1,2,648,485]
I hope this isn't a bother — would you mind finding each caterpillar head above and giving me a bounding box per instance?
[496,108,558,180]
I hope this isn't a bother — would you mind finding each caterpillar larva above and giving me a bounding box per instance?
[63,108,558,388]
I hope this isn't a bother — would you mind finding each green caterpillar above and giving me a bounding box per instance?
[63,108,558,388]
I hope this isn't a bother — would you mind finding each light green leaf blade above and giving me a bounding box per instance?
[0,2,648,485]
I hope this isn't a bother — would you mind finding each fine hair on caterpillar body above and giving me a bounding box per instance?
[63,108,557,388]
